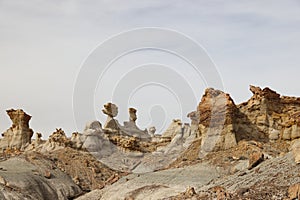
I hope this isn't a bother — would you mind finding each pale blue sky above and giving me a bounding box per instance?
[0,0,300,137]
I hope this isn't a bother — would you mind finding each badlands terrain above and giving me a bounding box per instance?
[1,85,300,199]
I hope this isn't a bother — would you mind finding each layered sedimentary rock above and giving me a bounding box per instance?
[0,109,33,150]
[238,85,300,142]
[197,88,238,152]
[194,85,300,153]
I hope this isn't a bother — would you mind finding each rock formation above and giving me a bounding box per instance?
[187,111,200,137]
[34,132,43,147]
[2,86,300,199]
[148,126,156,137]
[102,103,120,130]
[82,121,113,157]
[41,128,70,152]
[0,109,33,150]
[129,107,137,122]
[238,85,300,142]
[122,107,150,140]
[191,85,300,154]
[197,88,238,153]
[162,119,183,139]
[70,132,83,149]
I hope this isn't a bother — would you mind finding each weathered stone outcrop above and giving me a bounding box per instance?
[187,111,200,137]
[41,128,70,152]
[122,108,150,139]
[102,103,150,141]
[148,126,156,137]
[239,85,300,142]
[198,88,238,152]
[81,121,113,157]
[162,119,182,139]
[194,86,300,153]
[0,109,33,150]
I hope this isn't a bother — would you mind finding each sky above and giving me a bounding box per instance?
[0,0,300,138]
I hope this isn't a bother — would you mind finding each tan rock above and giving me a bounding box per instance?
[70,132,83,149]
[0,175,6,185]
[0,109,33,150]
[248,151,264,169]
[269,129,280,141]
[102,102,118,118]
[283,127,292,140]
[291,125,300,140]
[44,170,51,179]
[184,186,196,197]
[197,88,238,152]
[41,128,70,152]
[288,183,300,200]
[34,132,43,146]
[129,108,137,122]
[290,139,300,164]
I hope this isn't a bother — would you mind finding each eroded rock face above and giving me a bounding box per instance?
[239,85,300,143]
[192,86,300,154]
[198,88,238,152]
[0,109,33,150]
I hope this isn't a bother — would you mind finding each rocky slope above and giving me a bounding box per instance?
[0,85,300,199]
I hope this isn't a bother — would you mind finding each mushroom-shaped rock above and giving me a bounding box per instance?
[102,103,120,130]
[148,127,156,137]
[102,103,118,118]
[0,109,33,150]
